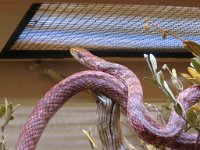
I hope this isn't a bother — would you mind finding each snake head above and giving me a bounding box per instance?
[70,47,89,60]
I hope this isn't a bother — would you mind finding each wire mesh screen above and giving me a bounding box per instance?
[9,3,200,52]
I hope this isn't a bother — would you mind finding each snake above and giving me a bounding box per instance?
[16,47,200,150]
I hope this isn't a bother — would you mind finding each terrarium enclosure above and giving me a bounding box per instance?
[0,0,200,150]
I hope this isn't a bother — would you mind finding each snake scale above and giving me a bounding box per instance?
[16,47,200,150]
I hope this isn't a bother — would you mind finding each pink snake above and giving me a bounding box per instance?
[16,48,200,150]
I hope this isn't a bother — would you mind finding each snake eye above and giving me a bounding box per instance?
[77,52,84,58]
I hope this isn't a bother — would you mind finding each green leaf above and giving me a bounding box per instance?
[162,102,173,122]
[43,68,66,82]
[174,103,183,116]
[180,73,200,84]
[192,57,200,74]
[0,105,6,118]
[187,78,200,85]
[162,102,173,110]
[186,104,200,127]
[181,73,192,79]
[188,67,200,79]
[187,67,200,85]
[140,139,145,146]
[171,68,183,91]
[149,54,157,74]
[143,77,158,86]
[144,54,148,59]
[196,118,200,127]
[162,106,171,122]
[183,40,200,57]
[163,81,176,102]
[162,64,167,70]
[144,54,154,75]
[172,68,177,79]
[3,99,13,126]
[146,144,157,150]
[156,71,164,86]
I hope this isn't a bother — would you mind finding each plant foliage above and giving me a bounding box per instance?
[0,99,20,150]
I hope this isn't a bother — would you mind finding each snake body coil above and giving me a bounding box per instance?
[16,48,200,150]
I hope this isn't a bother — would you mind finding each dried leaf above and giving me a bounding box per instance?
[143,18,149,22]
[82,129,98,150]
[43,68,66,82]
[144,24,150,31]
[183,40,200,57]
[162,30,168,39]
[29,63,42,70]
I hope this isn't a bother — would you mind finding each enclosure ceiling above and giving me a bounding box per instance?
[2,3,200,58]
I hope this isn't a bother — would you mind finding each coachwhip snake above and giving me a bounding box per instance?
[16,48,200,150]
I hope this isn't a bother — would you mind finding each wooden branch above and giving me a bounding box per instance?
[94,93,136,150]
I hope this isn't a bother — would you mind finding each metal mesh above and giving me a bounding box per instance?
[10,3,200,51]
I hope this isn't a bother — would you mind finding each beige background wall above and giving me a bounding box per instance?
[0,58,192,103]
[0,58,192,149]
